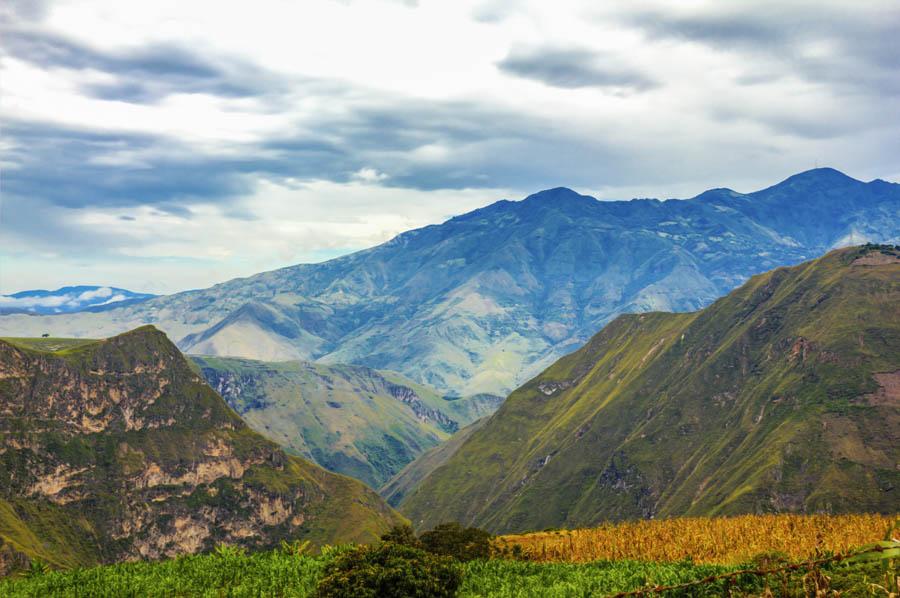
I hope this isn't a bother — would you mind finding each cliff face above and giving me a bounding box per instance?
[0,327,404,573]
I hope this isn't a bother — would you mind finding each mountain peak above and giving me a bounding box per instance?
[774,167,860,188]
[522,187,593,203]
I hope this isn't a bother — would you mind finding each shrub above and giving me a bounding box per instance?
[380,524,422,549]
[314,542,461,598]
[419,522,493,562]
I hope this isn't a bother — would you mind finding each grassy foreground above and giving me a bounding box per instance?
[1,547,894,597]
[2,514,896,596]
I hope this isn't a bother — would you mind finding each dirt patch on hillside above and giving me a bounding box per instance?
[852,252,900,266]
[861,370,900,406]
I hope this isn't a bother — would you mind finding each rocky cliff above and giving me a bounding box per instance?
[0,327,404,574]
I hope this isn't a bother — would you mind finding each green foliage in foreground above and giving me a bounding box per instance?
[419,522,493,562]
[1,545,894,598]
[315,543,460,598]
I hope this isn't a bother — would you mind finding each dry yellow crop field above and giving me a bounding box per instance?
[496,513,898,565]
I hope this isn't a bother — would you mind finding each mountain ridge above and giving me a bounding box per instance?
[1,168,897,396]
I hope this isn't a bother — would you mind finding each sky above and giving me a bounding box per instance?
[1,0,898,294]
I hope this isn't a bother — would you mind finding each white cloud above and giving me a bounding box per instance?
[76,286,113,301]
[352,167,389,183]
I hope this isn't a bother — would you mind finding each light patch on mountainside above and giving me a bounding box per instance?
[436,289,507,318]
[184,320,306,362]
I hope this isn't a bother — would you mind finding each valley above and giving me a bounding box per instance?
[1,176,898,595]
[192,356,501,488]
[5,0,900,592]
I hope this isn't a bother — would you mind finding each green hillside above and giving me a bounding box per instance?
[0,327,404,575]
[380,417,490,506]
[401,245,900,533]
[191,356,502,488]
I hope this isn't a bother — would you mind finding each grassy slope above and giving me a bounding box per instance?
[401,246,900,533]
[0,338,100,353]
[191,356,501,488]
[0,327,404,570]
[380,417,489,506]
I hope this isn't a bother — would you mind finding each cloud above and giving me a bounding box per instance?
[353,167,390,182]
[498,46,658,92]
[1,120,255,210]
[620,1,900,96]
[76,286,113,301]
[0,286,120,310]
[0,27,285,104]
[1,0,898,294]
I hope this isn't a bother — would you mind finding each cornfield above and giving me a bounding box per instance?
[496,513,897,565]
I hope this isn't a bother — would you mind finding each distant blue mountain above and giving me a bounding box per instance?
[0,168,896,394]
[0,286,157,315]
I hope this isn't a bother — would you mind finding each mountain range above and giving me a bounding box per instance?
[1,168,897,397]
[192,356,501,489]
[0,328,403,574]
[398,245,900,533]
[0,286,156,316]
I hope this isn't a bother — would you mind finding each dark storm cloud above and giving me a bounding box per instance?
[497,46,658,92]
[0,27,283,103]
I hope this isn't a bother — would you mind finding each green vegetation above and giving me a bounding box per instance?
[401,246,900,532]
[315,542,461,598]
[1,543,894,597]
[379,522,494,562]
[380,417,489,506]
[419,523,493,562]
[0,337,99,354]
[191,356,502,488]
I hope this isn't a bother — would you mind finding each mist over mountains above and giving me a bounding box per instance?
[0,286,156,315]
[2,168,897,396]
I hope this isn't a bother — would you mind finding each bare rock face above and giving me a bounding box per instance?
[0,327,403,571]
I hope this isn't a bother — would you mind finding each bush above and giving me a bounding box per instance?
[314,542,461,598]
[380,524,422,549]
[419,522,493,562]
